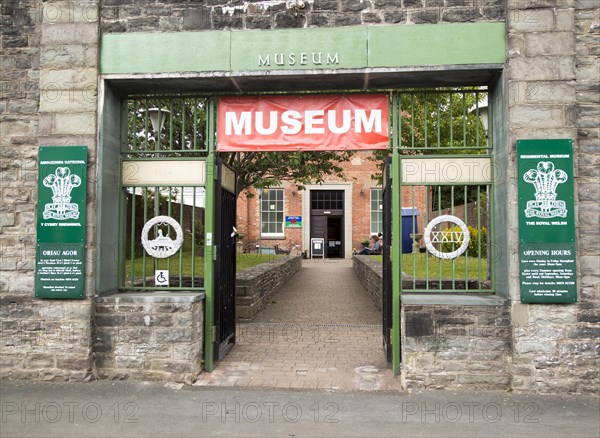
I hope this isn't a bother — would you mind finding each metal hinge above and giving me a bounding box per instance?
[213,326,217,340]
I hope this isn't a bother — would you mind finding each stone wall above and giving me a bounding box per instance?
[0,0,39,270]
[401,300,512,391]
[94,293,204,383]
[575,0,600,339]
[1,0,99,382]
[100,0,505,33]
[352,255,383,311]
[506,0,600,395]
[236,255,302,321]
[0,294,93,381]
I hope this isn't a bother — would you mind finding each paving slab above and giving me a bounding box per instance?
[195,259,400,391]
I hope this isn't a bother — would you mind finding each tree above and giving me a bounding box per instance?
[222,150,354,196]
[370,89,488,175]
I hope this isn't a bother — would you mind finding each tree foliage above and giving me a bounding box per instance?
[126,97,209,155]
[370,89,488,178]
[369,89,488,210]
[221,150,354,196]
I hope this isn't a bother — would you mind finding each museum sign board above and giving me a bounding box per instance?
[217,94,389,152]
[35,146,88,299]
[517,139,576,303]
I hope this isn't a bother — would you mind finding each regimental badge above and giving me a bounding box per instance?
[141,216,184,259]
[523,161,568,219]
[42,167,82,220]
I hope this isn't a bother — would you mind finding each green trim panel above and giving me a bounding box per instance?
[100,23,506,75]
[368,22,506,67]
[101,31,231,74]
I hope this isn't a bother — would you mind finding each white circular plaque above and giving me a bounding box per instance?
[141,216,184,258]
[423,215,470,259]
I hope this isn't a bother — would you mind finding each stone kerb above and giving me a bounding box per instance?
[236,255,302,321]
[352,255,383,311]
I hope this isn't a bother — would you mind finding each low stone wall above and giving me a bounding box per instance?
[401,297,512,391]
[352,255,383,311]
[352,256,513,391]
[236,255,302,321]
[94,293,204,384]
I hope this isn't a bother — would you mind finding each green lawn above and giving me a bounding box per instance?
[370,253,488,280]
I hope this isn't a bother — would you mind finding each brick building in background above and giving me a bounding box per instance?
[236,151,427,257]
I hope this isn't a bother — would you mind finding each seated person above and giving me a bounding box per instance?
[358,235,381,255]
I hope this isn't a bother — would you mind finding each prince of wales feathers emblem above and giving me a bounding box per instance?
[523,161,568,219]
[42,167,82,220]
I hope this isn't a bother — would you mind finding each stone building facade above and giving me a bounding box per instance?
[1,0,598,393]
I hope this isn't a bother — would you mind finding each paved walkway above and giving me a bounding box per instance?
[194,259,401,391]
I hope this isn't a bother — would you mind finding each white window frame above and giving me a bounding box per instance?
[260,188,285,238]
[370,188,383,236]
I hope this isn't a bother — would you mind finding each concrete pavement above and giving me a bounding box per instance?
[1,380,599,437]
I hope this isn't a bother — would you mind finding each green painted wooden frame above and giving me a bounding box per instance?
[203,100,217,372]
[101,22,506,75]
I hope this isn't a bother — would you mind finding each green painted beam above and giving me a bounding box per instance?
[368,22,506,68]
[100,23,506,75]
[100,31,231,74]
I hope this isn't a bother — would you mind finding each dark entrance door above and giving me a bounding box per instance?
[326,216,343,258]
[213,160,237,361]
[310,190,344,258]
[310,215,327,243]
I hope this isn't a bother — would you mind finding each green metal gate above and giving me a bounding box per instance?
[119,96,211,291]
[119,95,234,372]
[213,160,237,361]
[382,157,393,364]
[389,88,494,373]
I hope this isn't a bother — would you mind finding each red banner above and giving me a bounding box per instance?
[217,94,389,152]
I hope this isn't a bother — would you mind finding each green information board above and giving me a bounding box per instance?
[517,139,576,303]
[35,146,87,299]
